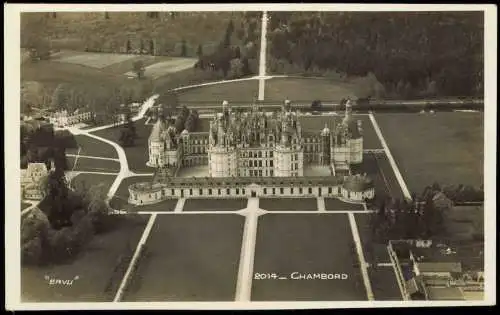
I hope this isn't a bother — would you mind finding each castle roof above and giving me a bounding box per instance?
[321,124,330,136]
[149,119,167,142]
[343,174,374,192]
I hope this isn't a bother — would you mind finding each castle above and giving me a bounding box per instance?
[127,99,374,206]
[147,99,363,176]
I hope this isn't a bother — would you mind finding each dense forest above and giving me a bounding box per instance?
[267,12,484,98]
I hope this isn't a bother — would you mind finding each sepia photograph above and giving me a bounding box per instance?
[5,3,496,310]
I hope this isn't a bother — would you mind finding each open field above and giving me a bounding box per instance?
[91,119,152,173]
[183,198,248,212]
[65,135,118,159]
[124,214,245,301]
[124,58,197,79]
[109,176,153,210]
[265,77,357,102]
[21,214,149,302]
[70,173,117,193]
[259,198,317,211]
[324,198,365,211]
[101,55,173,75]
[375,112,484,194]
[21,59,131,92]
[52,50,137,69]
[299,115,382,150]
[177,80,260,104]
[252,213,366,301]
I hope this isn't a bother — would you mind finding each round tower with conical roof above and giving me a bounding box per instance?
[147,119,167,167]
[320,123,331,165]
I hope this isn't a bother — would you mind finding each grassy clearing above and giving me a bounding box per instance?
[52,51,138,69]
[125,58,197,79]
[177,79,260,104]
[124,214,244,301]
[21,59,130,92]
[375,112,484,194]
[101,55,173,75]
[259,198,317,211]
[21,214,149,302]
[252,214,366,301]
[265,77,357,102]
[183,198,247,212]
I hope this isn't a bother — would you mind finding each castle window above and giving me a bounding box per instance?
[249,160,253,167]
[263,188,267,194]
[272,188,276,195]
[227,188,230,195]
[259,160,262,167]
[291,187,294,194]
[249,170,253,176]
[218,188,221,195]
[209,189,212,195]
[242,189,245,195]
[308,187,312,194]
[190,189,193,196]
[328,187,332,194]
[258,151,262,158]
[270,151,273,158]
[280,187,284,194]
[299,187,303,194]
[236,188,240,194]
[270,170,274,176]
[270,160,274,167]
[171,189,175,195]
[259,170,262,177]
[295,163,298,170]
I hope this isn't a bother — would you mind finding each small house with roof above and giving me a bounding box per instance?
[20,162,49,200]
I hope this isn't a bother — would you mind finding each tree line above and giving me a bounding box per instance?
[267,12,483,99]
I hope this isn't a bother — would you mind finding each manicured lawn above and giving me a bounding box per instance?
[265,77,357,103]
[374,112,484,194]
[134,199,178,212]
[66,135,118,159]
[259,198,317,211]
[21,202,32,211]
[182,198,248,212]
[252,213,366,301]
[298,114,382,149]
[368,267,403,301]
[72,157,121,173]
[21,214,149,302]
[123,214,244,301]
[109,176,153,211]
[91,119,153,173]
[177,80,259,104]
[324,198,365,211]
[70,173,117,193]
[354,214,393,264]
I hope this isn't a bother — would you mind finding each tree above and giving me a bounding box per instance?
[51,83,71,110]
[126,39,132,54]
[228,58,244,79]
[180,39,187,57]
[149,39,155,55]
[197,44,203,58]
[132,60,145,79]
[139,39,144,54]
[119,113,137,147]
[21,207,50,265]
[21,13,51,61]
